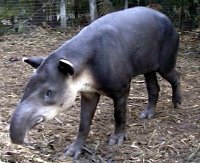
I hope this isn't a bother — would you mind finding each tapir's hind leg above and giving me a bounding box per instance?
[159,69,182,108]
[140,72,160,119]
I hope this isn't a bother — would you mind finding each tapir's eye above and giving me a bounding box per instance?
[45,90,53,97]
[43,90,55,105]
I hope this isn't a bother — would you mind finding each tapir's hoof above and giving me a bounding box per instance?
[64,143,82,160]
[109,133,127,145]
[172,97,182,109]
[139,109,155,119]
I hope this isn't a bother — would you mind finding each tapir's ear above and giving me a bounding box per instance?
[58,59,75,75]
[22,57,44,68]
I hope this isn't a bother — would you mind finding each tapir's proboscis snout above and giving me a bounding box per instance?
[10,102,44,144]
[10,7,181,159]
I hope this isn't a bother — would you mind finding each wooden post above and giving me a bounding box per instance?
[125,0,128,9]
[89,0,98,22]
[60,0,67,29]
[179,0,184,31]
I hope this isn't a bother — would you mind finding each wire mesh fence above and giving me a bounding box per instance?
[0,0,199,35]
[0,0,81,34]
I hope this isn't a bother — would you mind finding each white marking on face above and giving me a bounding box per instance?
[61,69,97,111]
[33,69,97,120]
[36,106,60,120]
[72,69,96,93]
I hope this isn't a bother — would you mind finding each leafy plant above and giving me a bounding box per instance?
[97,0,114,16]
[97,0,125,16]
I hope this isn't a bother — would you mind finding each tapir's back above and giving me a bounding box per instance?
[88,6,173,39]
[92,7,168,27]
[80,7,179,76]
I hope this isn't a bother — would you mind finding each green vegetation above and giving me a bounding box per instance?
[0,0,199,34]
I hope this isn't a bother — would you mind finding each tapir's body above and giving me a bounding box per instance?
[10,7,181,159]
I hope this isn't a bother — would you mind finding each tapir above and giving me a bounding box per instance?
[10,6,181,159]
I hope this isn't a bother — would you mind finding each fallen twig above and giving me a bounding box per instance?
[187,144,200,162]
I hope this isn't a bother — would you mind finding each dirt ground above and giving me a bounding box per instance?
[0,28,199,163]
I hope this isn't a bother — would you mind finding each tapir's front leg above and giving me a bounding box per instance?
[109,89,129,145]
[65,92,100,159]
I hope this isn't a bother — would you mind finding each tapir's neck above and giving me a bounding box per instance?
[68,69,97,94]
[58,31,95,58]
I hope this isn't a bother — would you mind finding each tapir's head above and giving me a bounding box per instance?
[9,55,92,145]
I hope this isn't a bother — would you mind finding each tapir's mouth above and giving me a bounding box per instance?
[29,116,44,129]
